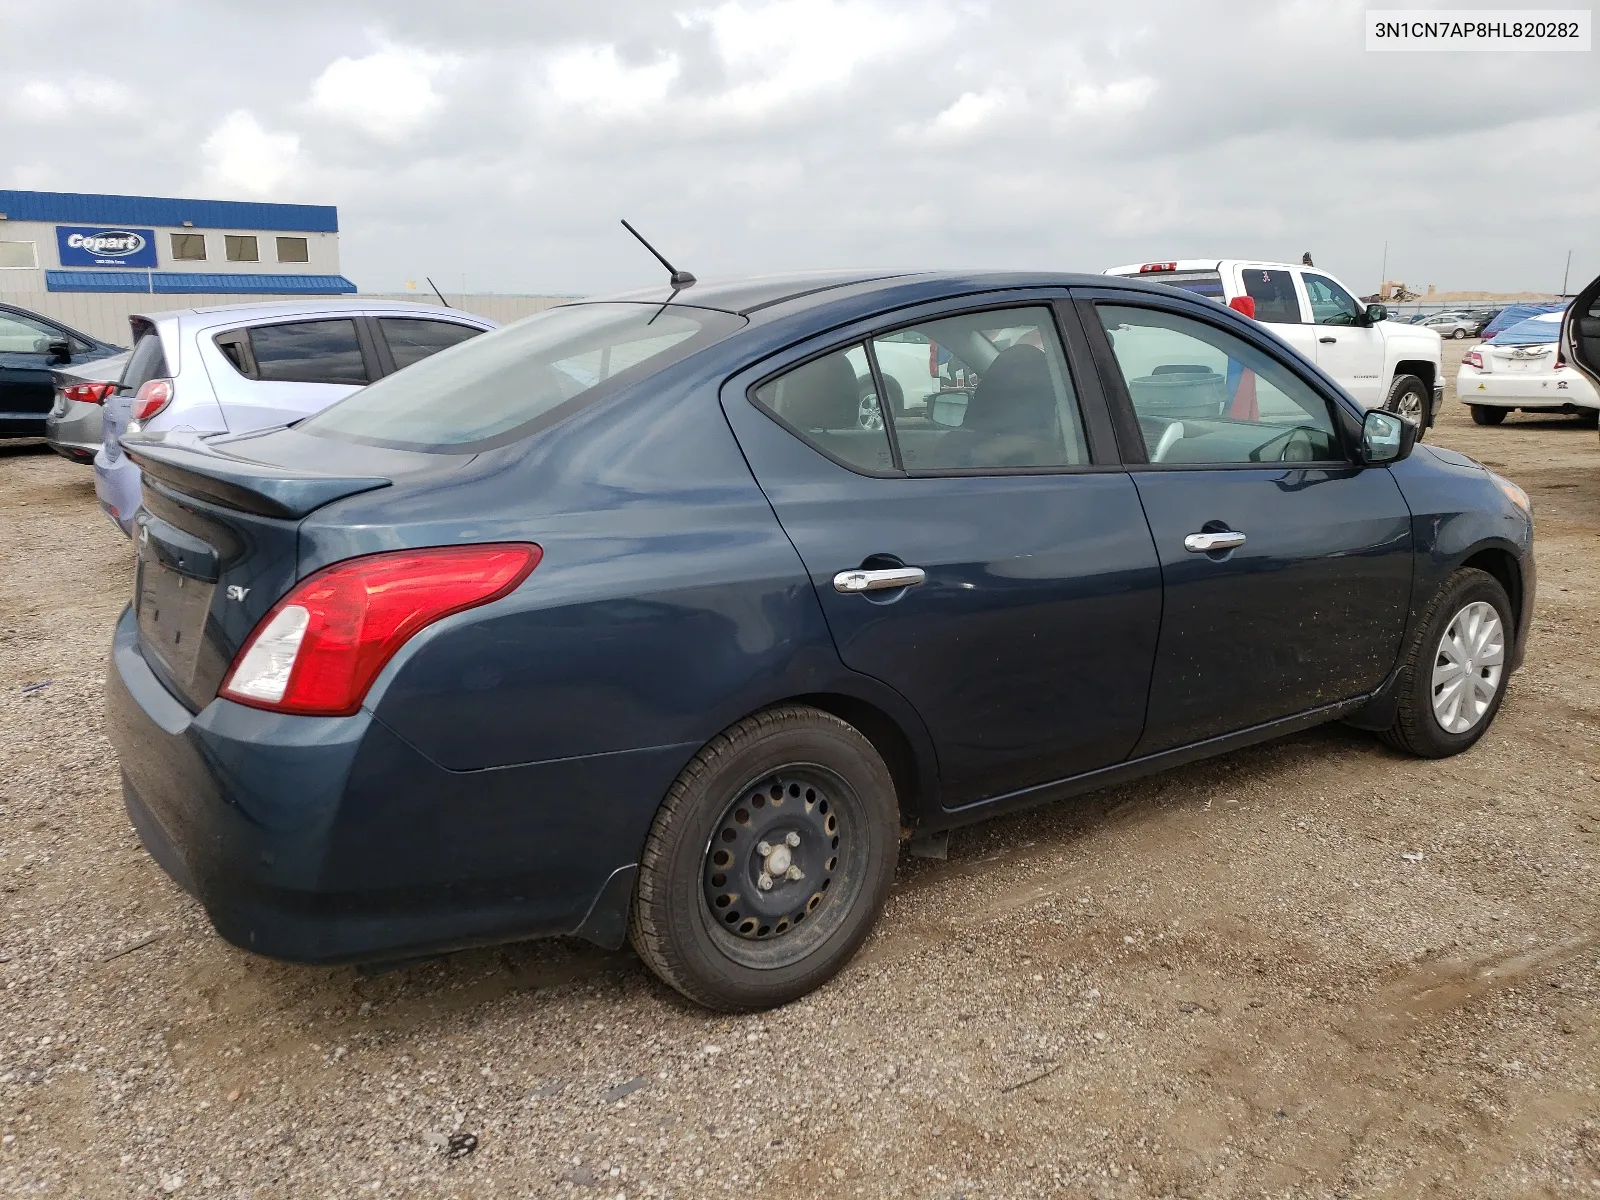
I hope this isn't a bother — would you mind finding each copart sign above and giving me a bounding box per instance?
[57,226,158,268]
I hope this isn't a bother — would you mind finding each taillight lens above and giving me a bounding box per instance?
[62,381,116,405]
[131,379,173,422]
[1463,350,1484,370]
[220,544,541,717]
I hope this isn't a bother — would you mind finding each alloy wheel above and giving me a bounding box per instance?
[1431,600,1505,734]
[1393,389,1426,423]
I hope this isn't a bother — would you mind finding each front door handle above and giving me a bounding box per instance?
[1318,336,1337,344]
[833,567,927,594]
[1184,531,1247,553]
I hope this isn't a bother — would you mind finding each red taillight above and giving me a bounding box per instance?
[62,381,117,405]
[220,544,541,717]
[1138,262,1177,273]
[131,379,173,422]
[1463,350,1484,369]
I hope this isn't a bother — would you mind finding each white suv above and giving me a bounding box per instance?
[1104,260,1444,429]
[95,301,496,533]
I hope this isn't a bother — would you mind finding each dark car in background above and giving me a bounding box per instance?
[0,301,124,441]
[106,270,1536,1012]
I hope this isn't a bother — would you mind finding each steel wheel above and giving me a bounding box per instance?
[700,767,866,969]
[1431,600,1505,734]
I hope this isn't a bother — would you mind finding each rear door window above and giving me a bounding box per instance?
[752,344,895,473]
[1240,269,1303,324]
[378,318,484,370]
[248,320,369,385]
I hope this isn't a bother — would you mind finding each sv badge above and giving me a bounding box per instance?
[226,585,251,601]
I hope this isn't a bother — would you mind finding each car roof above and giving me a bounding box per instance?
[133,299,488,329]
[582,269,1131,319]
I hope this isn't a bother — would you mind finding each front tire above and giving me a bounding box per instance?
[1380,568,1513,758]
[1452,328,1467,339]
[629,706,899,1011]
[1384,374,1431,436]
[1470,404,1507,426]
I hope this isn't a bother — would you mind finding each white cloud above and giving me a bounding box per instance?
[310,46,455,140]
[201,111,300,197]
[930,90,1014,137]
[543,45,681,118]
[683,0,953,118]
[16,77,132,117]
[1070,77,1157,115]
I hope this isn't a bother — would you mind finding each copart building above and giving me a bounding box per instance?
[0,189,357,341]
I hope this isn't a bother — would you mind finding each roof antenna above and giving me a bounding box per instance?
[621,219,696,289]
[621,219,696,324]
[425,277,452,308]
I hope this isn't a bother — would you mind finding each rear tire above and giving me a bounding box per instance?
[629,706,899,1011]
[1470,405,1507,426]
[1380,568,1513,759]
[1576,408,1599,429]
[1451,328,1467,339]
[1384,374,1430,435]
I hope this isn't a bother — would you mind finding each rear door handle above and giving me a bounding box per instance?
[1318,336,1337,344]
[1184,531,1246,553]
[833,567,926,593]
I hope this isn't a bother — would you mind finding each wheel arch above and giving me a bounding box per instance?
[788,692,933,827]
[1393,358,1436,394]
[1460,544,1523,628]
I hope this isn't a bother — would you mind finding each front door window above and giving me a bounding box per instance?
[1303,273,1362,326]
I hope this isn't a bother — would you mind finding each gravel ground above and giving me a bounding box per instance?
[3,339,1599,1199]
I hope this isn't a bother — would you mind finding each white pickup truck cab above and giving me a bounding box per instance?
[1104,260,1444,428]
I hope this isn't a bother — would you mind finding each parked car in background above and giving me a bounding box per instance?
[0,301,124,441]
[95,301,496,532]
[1559,276,1600,428]
[1480,303,1566,342]
[1418,312,1484,339]
[1457,309,1598,425]
[106,269,1534,1012]
[45,350,131,463]
[1104,260,1444,429]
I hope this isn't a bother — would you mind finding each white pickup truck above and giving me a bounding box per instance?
[1104,260,1444,429]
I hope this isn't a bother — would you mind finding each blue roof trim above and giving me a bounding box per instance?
[2,190,337,233]
[46,271,358,295]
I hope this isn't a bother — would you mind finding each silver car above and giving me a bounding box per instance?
[1419,312,1483,339]
[46,350,132,464]
[94,301,496,533]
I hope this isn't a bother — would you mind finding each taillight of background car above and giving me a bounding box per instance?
[1463,350,1484,370]
[61,382,117,405]
[220,544,541,717]
[131,379,173,422]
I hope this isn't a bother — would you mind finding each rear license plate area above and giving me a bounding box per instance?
[135,526,215,682]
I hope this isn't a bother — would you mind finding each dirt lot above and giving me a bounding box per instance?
[3,340,1598,1199]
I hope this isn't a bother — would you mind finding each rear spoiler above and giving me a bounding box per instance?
[124,437,390,519]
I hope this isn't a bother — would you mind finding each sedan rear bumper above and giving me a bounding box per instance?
[107,605,688,963]
[1458,371,1600,409]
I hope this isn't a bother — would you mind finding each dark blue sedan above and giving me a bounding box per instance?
[107,270,1535,1010]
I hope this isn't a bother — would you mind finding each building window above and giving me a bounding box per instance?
[275,236,309,263]
[0,240,38,269]
[170,233,207,261]
[225,235,259,262]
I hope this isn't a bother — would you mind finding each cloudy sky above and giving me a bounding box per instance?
[4,0,1596,297]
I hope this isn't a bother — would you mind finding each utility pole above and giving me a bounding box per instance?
[1561,249,1572,296]
[1379,240,1388,293]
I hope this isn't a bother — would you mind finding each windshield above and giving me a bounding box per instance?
[301,302,745,452]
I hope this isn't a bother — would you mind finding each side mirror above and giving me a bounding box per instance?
[1364,303,1388,325]
[46,339,72,364]
[1360,408,1416,465]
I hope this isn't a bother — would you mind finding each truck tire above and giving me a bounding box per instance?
[1384,374,1430,433]
[1470,405,1506,426]
[629,706,899,1011]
